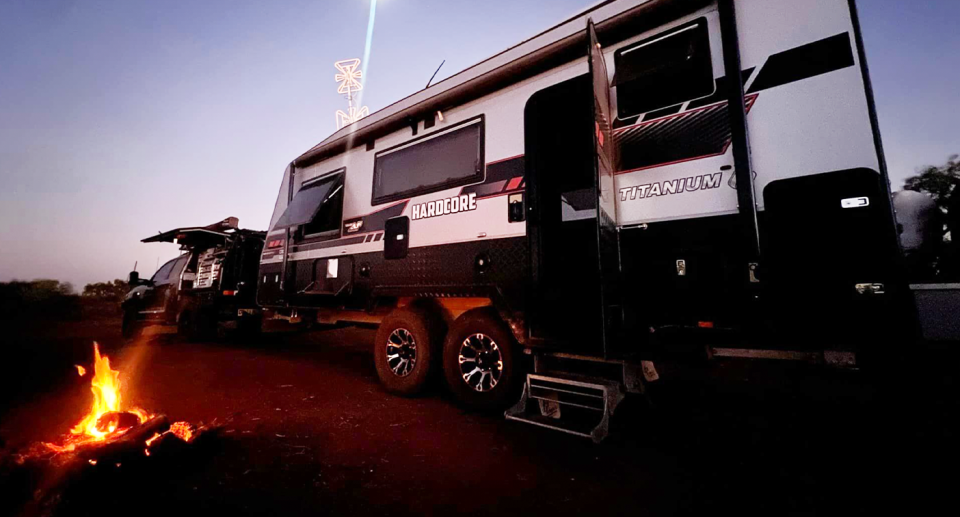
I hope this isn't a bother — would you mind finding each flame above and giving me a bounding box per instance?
[70,343,138,440]
[75,365,86,376]
[43,343,150,452]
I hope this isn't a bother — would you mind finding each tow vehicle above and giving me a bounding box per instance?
[123,217,264,340]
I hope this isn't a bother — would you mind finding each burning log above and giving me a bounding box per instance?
[4,417,218,517]
[78,415,169,462]
[94,411,142,434]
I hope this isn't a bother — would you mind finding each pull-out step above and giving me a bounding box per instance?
[505,374,625,443]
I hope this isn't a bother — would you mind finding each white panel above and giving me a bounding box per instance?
[737,0,881,209]
[614,0,881,226]
[616,154,737,224]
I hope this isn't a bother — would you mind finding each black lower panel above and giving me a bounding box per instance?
[619,168,907,349]
[620,214,746,333]
[354,237,529,309]
[257,262,283,306]
[761,168,907,345]
[263,237,529,313]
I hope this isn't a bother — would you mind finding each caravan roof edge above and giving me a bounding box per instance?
[293,0,704,169]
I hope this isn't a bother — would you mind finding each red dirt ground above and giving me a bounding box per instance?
[1,315,958,516]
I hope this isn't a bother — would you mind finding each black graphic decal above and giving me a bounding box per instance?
[614,33,855,174]
[460,156,525,199]
[342,200,407,236]
[747,33,855,93]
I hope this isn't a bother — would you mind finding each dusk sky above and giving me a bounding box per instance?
[1,0,958,290]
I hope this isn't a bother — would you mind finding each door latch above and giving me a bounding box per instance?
[855,283,885,295]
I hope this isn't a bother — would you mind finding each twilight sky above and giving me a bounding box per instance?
[1,0,958,290]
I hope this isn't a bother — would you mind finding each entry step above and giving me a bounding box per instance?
[505,373,625,443]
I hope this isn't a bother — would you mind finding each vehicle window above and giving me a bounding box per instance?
[613,19,713,119]
[152,255,188,286]
[372,117,483,205]
[171,256,189,283]
[150,258,178,284]
[273,169,345,232]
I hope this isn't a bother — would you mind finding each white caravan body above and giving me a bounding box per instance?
[259,0,902,358]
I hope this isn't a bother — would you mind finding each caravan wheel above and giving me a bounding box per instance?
[442,308,520,410]
[374,306,443,396]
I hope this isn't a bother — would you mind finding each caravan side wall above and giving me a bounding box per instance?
[613,0,903,345]
[259,0,902,350]
[257,55,589,316]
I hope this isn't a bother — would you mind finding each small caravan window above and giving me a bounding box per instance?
[274,169,345,240]
[613,19,714,119]
[372,117,484,205]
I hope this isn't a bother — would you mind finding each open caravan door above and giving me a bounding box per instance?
[508,21,626,440]
[588,19,622,357]
[524,19,621,357]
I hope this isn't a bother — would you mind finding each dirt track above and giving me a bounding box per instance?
[2,316,958,516]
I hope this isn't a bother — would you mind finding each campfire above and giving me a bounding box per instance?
[38,342,196,459]
[4,343,216,516]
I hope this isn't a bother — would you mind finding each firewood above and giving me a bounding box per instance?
[94,411,141,433]
[78,415,169,461]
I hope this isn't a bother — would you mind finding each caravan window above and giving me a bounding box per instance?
[273,169,345,240]
[613,19,714,119]
[372,117,484,205]
[303,173,345,238]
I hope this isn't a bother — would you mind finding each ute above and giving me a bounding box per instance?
[122,217,265,340]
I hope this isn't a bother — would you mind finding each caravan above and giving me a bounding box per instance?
[259,0,910,440]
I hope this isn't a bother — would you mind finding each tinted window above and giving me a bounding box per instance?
[151,258,177,283]
[303,173,344,237]
[373,118,483,205]
[274,170,344,230]
[152,256,187,286]
[614,19,713,119]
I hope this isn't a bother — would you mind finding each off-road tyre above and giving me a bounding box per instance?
[374,305,444,396]
[442,308,521,410]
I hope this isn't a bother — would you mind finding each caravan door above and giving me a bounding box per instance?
[588,19,622,357]
[524,20,621,357]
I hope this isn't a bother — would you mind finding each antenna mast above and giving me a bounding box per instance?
[334,58,370,129]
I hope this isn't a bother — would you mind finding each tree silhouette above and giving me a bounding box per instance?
[903,154,960,278]
[904,154,960,212]
[82,279,129,303]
